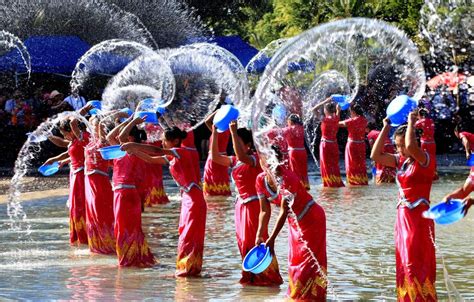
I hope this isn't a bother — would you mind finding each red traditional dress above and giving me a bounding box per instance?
[283,124,310,190]
[84,139,115,254]
[112,154,155,267]
[166,148,207,276]
[203,130,231,197]
[459,131,474,187]
[416,118,438,180]
[367,130,396,184]
[231,154,283,286]
[141,141,169,206]
[267,128,290,168]
[68,132,89,245]
[181,129,201,182]
[256,168,327,301]
[395,152,436,301]
[320,115,344,187]
[343,116,368,185]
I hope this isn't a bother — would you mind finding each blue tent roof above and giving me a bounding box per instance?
[0,35,91,74]
[187,35,259,67]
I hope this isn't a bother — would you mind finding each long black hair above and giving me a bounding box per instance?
[59,119,86,133]
[164,126,187,144]
[129,125,147,143]
[350,103,364,116]
[237,128,254,149]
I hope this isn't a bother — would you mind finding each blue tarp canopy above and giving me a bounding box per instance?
[187,35,259,68]
[0,35,261,75]
[0,35,91,75]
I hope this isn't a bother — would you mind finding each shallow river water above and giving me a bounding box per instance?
[0,172,473,300]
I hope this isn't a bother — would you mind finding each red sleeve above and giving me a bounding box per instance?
[415,119,423,129]
[344,117,355,129]
[255,173,266,197]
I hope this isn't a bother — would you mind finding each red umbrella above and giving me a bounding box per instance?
[427,72,466,90]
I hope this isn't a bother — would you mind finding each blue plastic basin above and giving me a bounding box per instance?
[423,200,465,225]
[99,145,126,160]
[331,94,350,110]
[135,111,158,124]
[272,104,287,125]
[38,162,59,176]
[87,100,102,115]
[213,105,239,133]
[386,95,417,126]
[467,153,474,167]
[242,244,273,274]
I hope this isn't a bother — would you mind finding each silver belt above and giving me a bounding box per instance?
[85,169,108,177]
[397,198,430,209]
[348,139,365,143]
[72,167,84,174]
[297,199,315,221]
[421,140,436,144]
[238,195,259,204]
[182,146,197,151]
[112,184,136,191]
[288,147,305,151]
[321,138,336,143]
[180,182,202,193]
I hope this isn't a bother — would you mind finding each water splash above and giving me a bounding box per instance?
[158,43,250,129]
[107,0,207,48]
[419,0,473,71]
[303,69,358,168]
[252,18,426,165]
[70,39,155,94]
[0,30,31,79]
[279,186,339,300]
[7,112,91,235]
[0,0,157,47]
[429,227,464,301]
[102,52,176,111]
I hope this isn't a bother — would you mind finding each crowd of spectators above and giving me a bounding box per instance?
[0,88,87,168]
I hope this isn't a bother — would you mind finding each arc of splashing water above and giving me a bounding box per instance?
[0,30,31,80]
[70,39,155,93]
[280,188,339,300]
[7,112,92,235]
[428,227,463,301]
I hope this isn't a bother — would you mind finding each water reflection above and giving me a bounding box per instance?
[0,173,473,300]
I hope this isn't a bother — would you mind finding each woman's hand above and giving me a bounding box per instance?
[408,109,418,124]
[255,237,265,246]
[43,158,55,166]
[132,115,146,125]
[229,120,238,133]
[264,237,275,254]
[382,117,391,128]
[462,197,473,216]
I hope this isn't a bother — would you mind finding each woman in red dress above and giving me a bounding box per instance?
[44,118,89,245]
[415,108,438,180]
[371,111,437,301]
[122,126,206,276]
[283,114,310,190]
[256,149,327,301]
[140,124,169,206]
[339,103,368,185]
[312,100,344,187]
[203,111,231,197]
[367,126,396,184]
[210,121,283,286]
[106,117,155,267]
[83,116,115,254]
[181,125,201,182]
